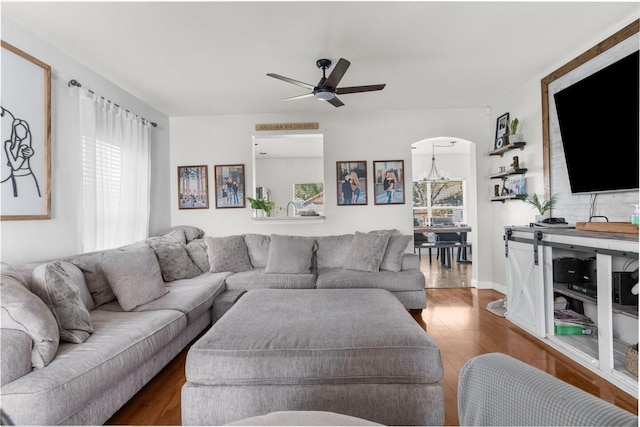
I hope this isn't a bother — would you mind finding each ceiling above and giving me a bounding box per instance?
[2,2,638,117]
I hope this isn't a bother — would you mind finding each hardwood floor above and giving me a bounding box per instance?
[107,285,638,425]
[418,288,638,425]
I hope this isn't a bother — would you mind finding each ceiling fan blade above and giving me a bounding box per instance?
[281,93,314,102]
[328,96,344,107]
[336,84,386,95]
[323,58,350,89]
[267,73,315,90]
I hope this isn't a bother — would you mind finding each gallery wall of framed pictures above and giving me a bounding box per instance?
[177,159,410,215]
[336,159,406,207]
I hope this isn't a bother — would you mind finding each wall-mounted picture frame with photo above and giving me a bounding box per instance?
[496,112,509,138]
[1,41,52,220]
[336,160,367,206]
[373,160,405,205]
[178,165,209,209]
[214,164,245,208]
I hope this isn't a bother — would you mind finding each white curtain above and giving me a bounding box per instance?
[78,88,150,252]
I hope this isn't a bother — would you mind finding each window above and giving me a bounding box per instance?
[413,179,465,226]
[78,89,150,252]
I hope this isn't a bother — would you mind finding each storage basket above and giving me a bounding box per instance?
[625,345,638,377]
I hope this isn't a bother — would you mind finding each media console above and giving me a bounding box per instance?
[504,226,639,397]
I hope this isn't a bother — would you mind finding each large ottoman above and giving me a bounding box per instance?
[181,288,444,425]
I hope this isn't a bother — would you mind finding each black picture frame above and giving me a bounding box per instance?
[494,135,507,150]
[495,112,509,140]
[373,160,405,205]
[336,161,368,206]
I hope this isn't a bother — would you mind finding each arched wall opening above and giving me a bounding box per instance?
[411,136,479,287]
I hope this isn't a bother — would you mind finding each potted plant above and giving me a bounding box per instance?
[246,197,276,217]
[525,193,557,222]
[509,117,523,143]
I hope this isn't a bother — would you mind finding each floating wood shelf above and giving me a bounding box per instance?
[491,194,527,203]
[489,141,526,157]
[490,168,528,180]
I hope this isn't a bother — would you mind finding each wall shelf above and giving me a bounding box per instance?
[491,195,527,203]
[490,168,528,180]
[489,141,526,157]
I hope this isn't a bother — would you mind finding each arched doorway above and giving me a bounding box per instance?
[411,136,478,288]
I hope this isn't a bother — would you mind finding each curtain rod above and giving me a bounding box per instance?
[68,79,158,127]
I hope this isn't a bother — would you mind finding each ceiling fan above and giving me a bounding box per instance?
[267,58,386,107]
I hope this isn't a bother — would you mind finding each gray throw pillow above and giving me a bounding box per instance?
[343,231,391,272]
[71,252,117,308]
[316,234,353,269]
[380,233,412,272]
[244,234,271,268]
[100,245,168,311]
[185,239,210,273]
[31,262,94,344]
[205,235,253,273]
[147,233,201,282]
[159,225,204,242]
[57,261,94,311]
[264,234,316,274]
[1,262,60,367]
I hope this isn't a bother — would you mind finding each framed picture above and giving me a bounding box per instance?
[494,135,507,150]
[495,112,509,141]
[336,161,367,206]
[509,176,526,195]
[178,165,209,209]
[373,160,405,205]
[1,41,51,220]
[214,164,245,208]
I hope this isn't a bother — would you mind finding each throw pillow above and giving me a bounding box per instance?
[264,234,316,274]
[380,233,412,272]
[31,262,94,344]
[315,234,353,269]
[71,252,117,308]
[205,235,253,273]
[1,262,60,368]
[343,231,391,272]
[158,225,204,242]
[100,245,168,311]
[185,239,210,273]
[244,234,271,268]
[147,233,201,282]
[57,261,94,311]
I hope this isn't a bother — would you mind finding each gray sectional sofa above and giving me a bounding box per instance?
[0,227,423,425]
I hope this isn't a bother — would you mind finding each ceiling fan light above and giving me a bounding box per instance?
[314,89,335,101]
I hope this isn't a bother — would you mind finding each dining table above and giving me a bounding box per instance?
[413,225,472,265]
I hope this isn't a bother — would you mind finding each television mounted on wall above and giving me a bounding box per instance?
[553,49,639,194]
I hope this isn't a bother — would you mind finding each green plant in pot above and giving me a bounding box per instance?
[525,193,557,222]
[246,197,276,217]
[509,117,523,143]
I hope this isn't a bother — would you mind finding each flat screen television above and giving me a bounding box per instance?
[553,49,639,194]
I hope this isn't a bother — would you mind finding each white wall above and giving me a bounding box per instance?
[1,18,171,264]
[171,108,493,284]
[488,17,640,292]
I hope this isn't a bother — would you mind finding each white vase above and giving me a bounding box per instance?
[254,209,265,218]
[509,133,523,143]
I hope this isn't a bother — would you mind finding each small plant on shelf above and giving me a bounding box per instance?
[246,197,276,217]
[524,193,557,215]
[509,117,519,135]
